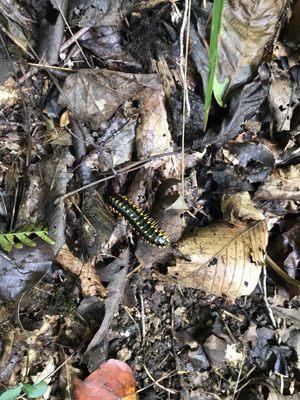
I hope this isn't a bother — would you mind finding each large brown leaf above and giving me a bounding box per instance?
[168,220,268,299]
[72,359,137,400]
[215,0,286,104]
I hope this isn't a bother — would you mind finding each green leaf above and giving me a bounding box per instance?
[203,0,225,130]
[15,233,37,247]
[0,224,55,252]
[213,75,229,108]
[0,386,22,400]
[35,231,55,245]
[0,236,13,252]
[22,381,48,398]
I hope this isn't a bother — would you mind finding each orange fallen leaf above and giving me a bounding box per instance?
[72,359,137,400]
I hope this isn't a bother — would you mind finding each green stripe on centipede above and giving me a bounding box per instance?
[105,194,170,247]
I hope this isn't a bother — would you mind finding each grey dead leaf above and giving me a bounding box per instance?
[168,220,268,299]
[58,69,160,130]
[271,306,300,329]
[215,0,286,104]
[86,250,130,372]
[255,165,300,201]
[269,66,300,132]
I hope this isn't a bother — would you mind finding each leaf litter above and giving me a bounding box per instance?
[0,1,300,399]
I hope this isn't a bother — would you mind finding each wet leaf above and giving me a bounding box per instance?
[216,0,286,103]
[204,64,270,147]
[168,220,268,299]
[72,359,137,400]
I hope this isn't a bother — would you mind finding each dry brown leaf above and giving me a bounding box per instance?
[255,165,300,201]
[168,220,268,299]
[56,245,107,298]
[221,192,264,225]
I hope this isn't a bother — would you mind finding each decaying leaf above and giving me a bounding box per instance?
[221,192,264,225]
[72,359,137,400]
[0,78,21,107]
[135,85,175,168]
[56,244,107,298]
[271,306,300,329]
[168,220,268,299]
[215,0,286,104]
[255,165,300,201]
[269,66,299,132]
[58,69,160,130]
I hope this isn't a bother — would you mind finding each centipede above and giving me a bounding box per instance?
[104,194,170,247]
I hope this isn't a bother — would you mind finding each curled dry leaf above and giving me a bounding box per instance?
[56,244,107,298]
[168,220,268,299]
[221,192,264,225]
[72,359,137,400]
[255,165,300,201]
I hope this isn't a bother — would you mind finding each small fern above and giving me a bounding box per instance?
[0,224,55,252]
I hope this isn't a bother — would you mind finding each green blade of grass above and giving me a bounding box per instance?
[203,0,224,130]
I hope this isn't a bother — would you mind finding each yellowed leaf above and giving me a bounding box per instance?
[221,192,264,225]
[168,220,268,299]
[60,110,70,127]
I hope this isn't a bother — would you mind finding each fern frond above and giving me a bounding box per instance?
[0,224,55,252]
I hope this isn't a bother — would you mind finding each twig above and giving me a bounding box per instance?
[139,291,146,345]
[55,149,181,203]
[60,27,90,52]
[137,370,188,393]
[262,264,277,328]
[232,347,246,400]
[179,0,192,201]
[143,364,178,395]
